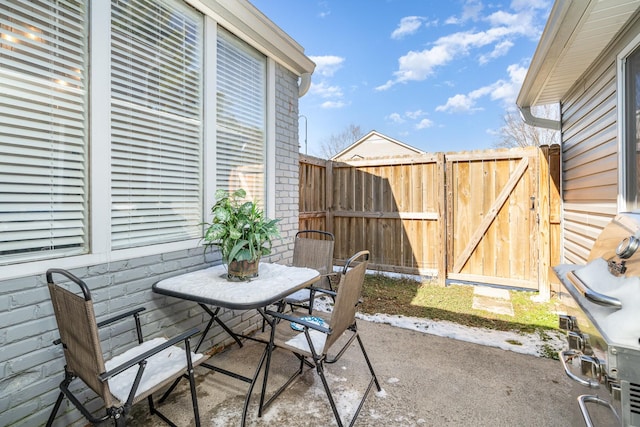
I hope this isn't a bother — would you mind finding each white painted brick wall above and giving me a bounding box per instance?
[0,63,301,427]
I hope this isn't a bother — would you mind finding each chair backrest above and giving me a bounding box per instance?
[47,269,114,407]
[292,230,335,289]
[324,250,369,352]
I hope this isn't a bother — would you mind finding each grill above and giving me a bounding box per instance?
[554,212,640,426]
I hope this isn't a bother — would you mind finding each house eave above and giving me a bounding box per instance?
[187,0,316,76]
[517,0,640,109]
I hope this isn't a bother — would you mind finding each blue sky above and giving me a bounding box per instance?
[249,0,553,157]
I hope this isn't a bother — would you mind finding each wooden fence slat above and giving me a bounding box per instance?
[299,147,558,292]
[452,156,529,273]
[332,211,439,220]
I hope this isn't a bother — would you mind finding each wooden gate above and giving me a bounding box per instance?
[445,148,540,289]
[299,146,560,294]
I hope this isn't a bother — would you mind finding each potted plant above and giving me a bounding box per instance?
[203,188,280,279]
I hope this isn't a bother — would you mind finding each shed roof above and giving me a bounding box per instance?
[517,0,640,108]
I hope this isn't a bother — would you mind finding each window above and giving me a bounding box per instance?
[110,0,203,249]
[0,1,89,264]
[623,45,640,208]
[0,0,272,268]
[216,28,266,204]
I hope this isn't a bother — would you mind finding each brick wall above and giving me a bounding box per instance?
[0,63,301,427]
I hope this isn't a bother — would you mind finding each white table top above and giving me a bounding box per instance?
[152,263,320,310]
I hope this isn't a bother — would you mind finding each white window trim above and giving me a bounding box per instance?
[266,58,276,219]
[203,16,218,223]
[617,32,640,212]
[91,0,112,257]
[0,1,276,280]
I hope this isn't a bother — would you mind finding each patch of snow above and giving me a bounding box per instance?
[154,263,319,306]
[312,296,564,358]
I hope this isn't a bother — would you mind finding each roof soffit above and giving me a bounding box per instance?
[517,0,640,108]
[187,0,315,76]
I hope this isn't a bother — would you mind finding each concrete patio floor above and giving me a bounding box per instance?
[128,319,614,427]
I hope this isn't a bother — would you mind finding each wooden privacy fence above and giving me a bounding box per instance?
[299,145,561,297]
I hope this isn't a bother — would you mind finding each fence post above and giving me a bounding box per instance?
[537,145,552,301]
[437,152,447,286]
[325,158,334,235]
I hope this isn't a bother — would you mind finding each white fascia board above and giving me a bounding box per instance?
[517,0,591,108]
[186,0,315,76]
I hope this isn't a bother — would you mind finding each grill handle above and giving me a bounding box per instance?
[577,395,620,427]
[559,350,600,388]
[567,271,623,308]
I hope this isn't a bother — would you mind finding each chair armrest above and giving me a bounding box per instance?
[310,287,336,298]
[99,327,200,381]
[97,307,146,328]
[264,310,331,334]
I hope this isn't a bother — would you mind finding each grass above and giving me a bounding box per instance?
[360,273,563,335]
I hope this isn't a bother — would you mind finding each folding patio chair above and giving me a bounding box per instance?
[259,250,381,427]
[45,268,206,427]
[282,230,338,314]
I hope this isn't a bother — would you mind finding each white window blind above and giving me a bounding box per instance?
[0,0,89,264]
[111,0,203,249]
[216,28,266,204]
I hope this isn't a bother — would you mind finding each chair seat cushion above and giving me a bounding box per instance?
[105,337,204,403]
[283,329,327,354]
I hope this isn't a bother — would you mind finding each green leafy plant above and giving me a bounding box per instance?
[203,188,280,264]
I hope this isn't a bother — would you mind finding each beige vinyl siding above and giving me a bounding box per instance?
[334,132,424,160]
[341,141,418,159]
[558,17,640,265]
[561,60,619,264]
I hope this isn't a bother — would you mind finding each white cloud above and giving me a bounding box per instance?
[512,0,552,13]
[317,0,330,18]
[406,109,426,120]
[309,81,343,99]
[310,55,345,77]
[436,63,527,113]
[386,110,432,129]
[446,0,483,25]
[479,40,514,64]
[321,100,346,109]
[307,55,347,109]
[487,63,527,104]
[387,113,405,124]
[416,118,434,129]
[375,44,453,90]
[436,94,479,113]
[486,10,519,27]
[375,80,395,92]
[391,16,424,40]
[377,1,546,90]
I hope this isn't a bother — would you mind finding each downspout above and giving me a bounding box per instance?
[298,72,311,97]
[518,105,561,131]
